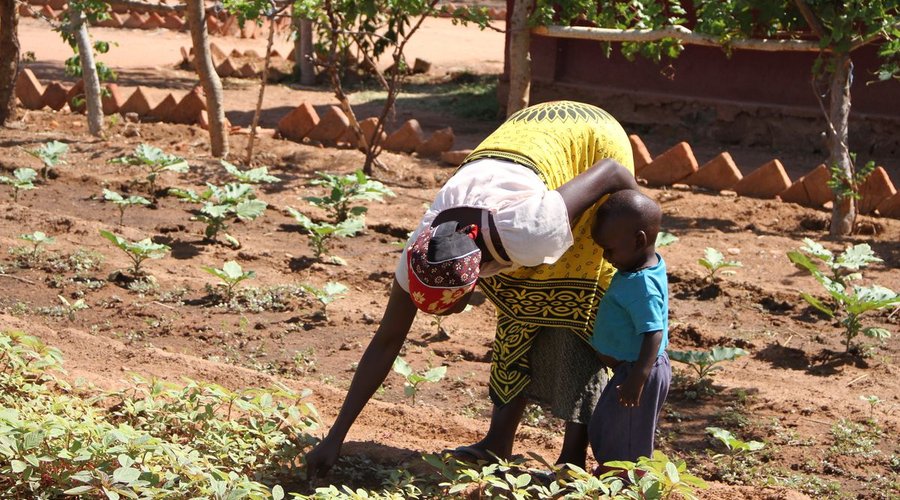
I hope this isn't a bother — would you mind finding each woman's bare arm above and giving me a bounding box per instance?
[555,159,638,224]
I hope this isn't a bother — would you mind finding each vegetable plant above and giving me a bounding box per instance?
[56,295,88,321]
[24,140,68,179]
[19,231,54,262]
[305,170,395,223]
[0,168,38,201]
[668,346,748,388]
[787,239,898,352]
[706,427,765,467]
[102,188,150,225]
[202,260,255,303]
[300,281,347,319]
[656,231,678,248]
[111,144,189,197]
[170,183,267,248]
[222,160,280,184]
[698,247,742,280]
[286,208,364,262]
[99,230,170,276]
[392,357,447,405]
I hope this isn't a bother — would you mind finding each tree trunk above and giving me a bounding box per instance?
[70,6,103,136]
[828,53,854,237]
[0,0,19,125]
[186,0,228,157]
[506,0,533,117]
[245,13,276,164]
[296,16,315,85]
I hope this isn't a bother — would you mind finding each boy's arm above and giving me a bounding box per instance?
[617,331,663,407]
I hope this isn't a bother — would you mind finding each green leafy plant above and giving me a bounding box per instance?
[170,183,267,248]
[787,239,898,352]
[860,394,882,422]
[305,170,395,223]
[0,168,38,201]
[56,294,88,321]
[203,260,256,303]
[24,140,68,179]
[669,346,748,389]
[102,188,150,225]
[99,230,169,276]
[392,357,447,404]
[111,144,189,197]
[300,281,348,319]
[706,427,765,467]
[19,231,54,262]
[698,247,742,280]
[656,231,678,248]
[827,157,876,201]
[222,160,280,184]
[286,208,364,262]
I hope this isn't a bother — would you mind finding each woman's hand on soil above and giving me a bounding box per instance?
[305,436,342,479]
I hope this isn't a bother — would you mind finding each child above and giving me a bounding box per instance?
[588,189,671,472]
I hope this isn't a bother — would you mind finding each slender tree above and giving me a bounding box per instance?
[69,3,103,136]
[0,0,19,125]
[186,0,228,157]
[506,0,533,117]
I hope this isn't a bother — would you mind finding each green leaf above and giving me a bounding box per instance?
[10,459,27,473]
[112,466,141,485]
[234,199,267,220]
[863,327,891,340]
[272,485,284,500]
[222,261,244,280]
[64,486,97,495]
[423,365,447,382]
[836,243,881,270]
[323,282,348,297]
[800,292,834,317]
[392,357,412,377]
[656,231,678,248]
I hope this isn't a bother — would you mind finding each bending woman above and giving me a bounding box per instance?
[305,101,638,476]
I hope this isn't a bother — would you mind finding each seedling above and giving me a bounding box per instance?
[668,346,748,388]
[203,260,255,303]
[99,230,170,276]
[0,168,38,201]
[102,189,151,225]
[286,208,363,261]
[392,356,447,404]
[860,395,882,422]
[305,170,396,223]
[787,239,898,352]
[221,160,280,184]
[656,231,678,248]
[300,281,347,319]
[706,427,765,466]
[170,183,267,248]
[57,295,88,321]
[20,231,54,261]
[25,140,68,178]
[111,144,189,197]
[698,247,742,280]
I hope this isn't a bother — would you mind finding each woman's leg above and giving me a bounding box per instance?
[470,394,529,459]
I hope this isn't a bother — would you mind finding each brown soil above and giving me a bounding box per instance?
[5,18,900,500]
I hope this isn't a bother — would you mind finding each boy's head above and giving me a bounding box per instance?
[592,189,662,271]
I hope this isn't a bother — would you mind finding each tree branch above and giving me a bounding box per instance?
[792,0,826,39]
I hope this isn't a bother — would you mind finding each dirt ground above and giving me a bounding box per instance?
[4,15,900,500]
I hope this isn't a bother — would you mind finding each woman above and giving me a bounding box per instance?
[305,101,637,476]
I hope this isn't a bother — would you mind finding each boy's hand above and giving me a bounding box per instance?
[616,373,645,407]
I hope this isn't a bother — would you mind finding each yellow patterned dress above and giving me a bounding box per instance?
[461,101,634,406]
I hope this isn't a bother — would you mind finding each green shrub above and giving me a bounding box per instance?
[305,170,395,223]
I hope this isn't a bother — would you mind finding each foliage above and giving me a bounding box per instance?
[286,208,364,262]
[656,231,678,248]
[706,427,765,468]
[102,189,150,226]
[55,294,88,321]
[170,183,267,248]
[828,158,876,201]
[391,357,446,404]
[698,247,742,279]
[300,282,348,319]
[306,170,395,223]
[787,238,897,352]
[54,0,116,83]
[99,230,170,276]
[222,160,281,185]
[669,346,748,389]
[20,231,54,261]
[0,168,38,201]
[0,330,315,499]
[24,140,68,179]
[203,260,256,303]
[111,144,190,197]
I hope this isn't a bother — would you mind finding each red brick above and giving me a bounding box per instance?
[15,68,45,110]
[171,87,207,124]
[416,127,455,156]
[66,80,85,113]
[801,164,833,207]
[277,102,319,142]
[219,16,240,36]
[306,105,349,143]
[241,21,258,39]
[123,12,147,29]
[149,93,178,121]
[198,110,231,130]
[216,58,239,78]
[340,117,387,149]
[118,86,156,116]
[209,43,227,64]
[640,142,698,186]
[102,83,125,115]
[270,49,283,60]
[42,82,69,111]
[206,15,221,34]
[629,134,652,175]
[734,159,792,199]
[142,12,165,30]
[180,46,191,65]
[163,13,184,31]
[858,167,896,215]
[95,12,124,28]
[39,5,57,19]
[243,49,261,59]
[383,119,425,153]
[287,48,295,61]
[683,152,742,191]
[441,149,472,166]
[46,0,66,9]
[18,3,31,18]
[876,192,900,218]
[779,179,811,206]
[237,62,258,79]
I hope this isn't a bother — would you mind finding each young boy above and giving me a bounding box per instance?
[588,189,671,471]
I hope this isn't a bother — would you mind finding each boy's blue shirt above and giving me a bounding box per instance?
[591,254,668,362]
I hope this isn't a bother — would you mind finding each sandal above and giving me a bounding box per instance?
[442,445,500,465]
